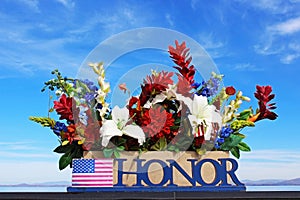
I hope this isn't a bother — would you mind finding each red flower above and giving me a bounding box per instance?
[54,94,74,121]
[78,108,101,150]
[62,124,77,144]
[193,136,205,148]
[128,97,150,127]
[169,40,195,85]
[143,71,174,90]
[142,106,175,141]
[140,71,174,106]
[225,86,236,95]
[176,74,193,98]
[254,85,278,121]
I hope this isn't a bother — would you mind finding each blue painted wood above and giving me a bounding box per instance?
[67,185,246,192]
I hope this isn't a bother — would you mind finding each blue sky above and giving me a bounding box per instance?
[0,0,300,185]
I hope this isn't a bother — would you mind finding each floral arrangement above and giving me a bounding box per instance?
[30,40,278,170]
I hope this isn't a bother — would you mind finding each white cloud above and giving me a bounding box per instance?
[0,161,71,184]
[239,0,292,14]
[196,32,226,59]
[254,16,300,64]
[234,63,264,71]
[165,14,174,27]
[56,0,75,9]
[268,17,300,35]
[0,151,55,158]
[18,0,40,13]
[280,53,300,64]
[198,33,224,49]
[0,141,39,150]
[237,149,300,180]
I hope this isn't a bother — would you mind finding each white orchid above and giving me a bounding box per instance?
[100,106,145,147]
[184,95,222,140]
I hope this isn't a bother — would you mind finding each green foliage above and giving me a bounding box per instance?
[103,146,125,158]
[150,137,167,151]
[237,109,252,120]
[29,116,55,128]
[59,153,73,170]
[220,134,251,159]
[230,120,255,131]
[230,146,240,159]
[237,142,251,152]
[220,134,244,151]
[54,143,83,170]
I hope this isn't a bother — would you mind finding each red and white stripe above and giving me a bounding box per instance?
[72,159,113,187]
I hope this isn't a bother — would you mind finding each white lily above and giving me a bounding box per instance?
[143,84,185,111]
[100,106,145,147]
[184,95,222,140]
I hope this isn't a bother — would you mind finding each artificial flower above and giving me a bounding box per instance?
[119,83,127,93]
[185,95,222,140]
[253,85,278,121]
[142,106,175,140]
[53,94,74,121]
[100,106,145,147]
[225,86,236,96]
[169,40,195,85]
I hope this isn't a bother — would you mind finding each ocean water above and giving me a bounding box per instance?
[1,186,300,192]
[0,187,68,192]
[247,186,300,191]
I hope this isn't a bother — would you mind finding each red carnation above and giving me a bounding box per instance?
[54,94,74,121]
[142,106,175,141]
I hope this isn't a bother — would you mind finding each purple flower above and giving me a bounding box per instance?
[84,92,95,102]
[82,79,98,91]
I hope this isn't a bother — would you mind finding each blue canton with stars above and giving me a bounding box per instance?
[73,159,95,173]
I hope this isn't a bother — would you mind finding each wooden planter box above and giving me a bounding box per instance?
[83,151,236,187]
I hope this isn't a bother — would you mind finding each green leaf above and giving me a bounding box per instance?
[159,137,167,150]
[230,146,240,159]
[103,148,114,158]
[235,133,246,138]
[116,146,125,151]
[168,145,176,151]
[220,134,244,151]
[237,109,252,120]
[150,137,167,151]
[53,144,72,153]
[237,142,251,152]
[113,150,120,158]
[170,125,179,131]
[59,153,72,170]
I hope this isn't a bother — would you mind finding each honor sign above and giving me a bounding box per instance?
[115,157,243,187]
[82,151,245,188]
